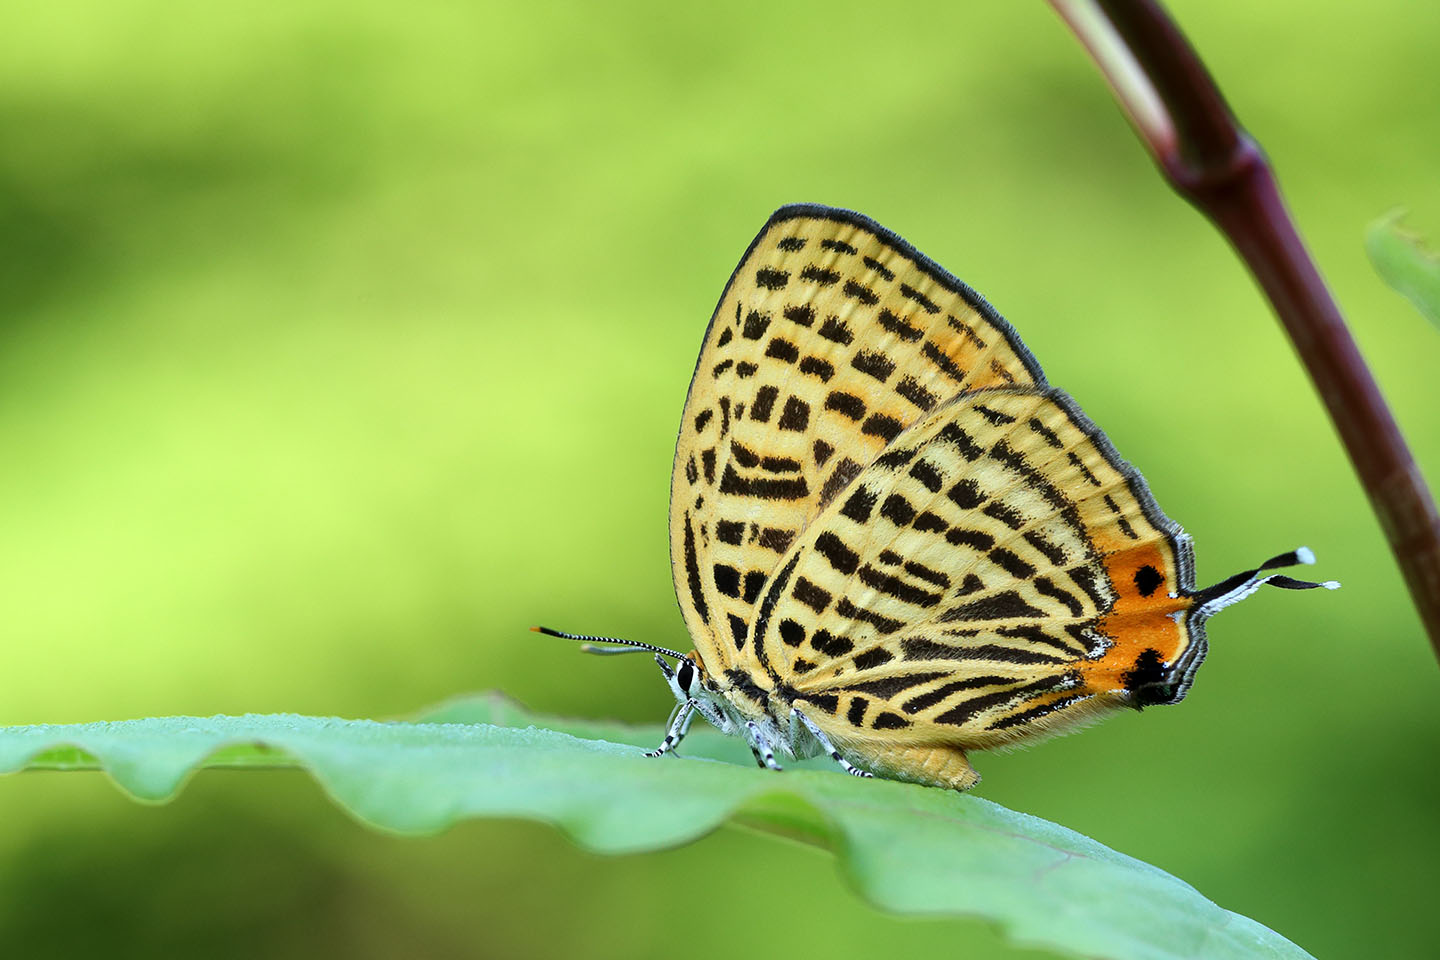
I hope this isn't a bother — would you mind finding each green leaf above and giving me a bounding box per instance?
[1366,210,1440,329]
[0,694,1311,960]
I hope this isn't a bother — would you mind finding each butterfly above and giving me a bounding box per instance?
[537,204,1337,791]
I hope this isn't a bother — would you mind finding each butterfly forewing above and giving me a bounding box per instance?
[747,387,1199,750]
[670,206,1046,676]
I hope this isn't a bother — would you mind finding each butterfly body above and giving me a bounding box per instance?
[544,204,1334,791]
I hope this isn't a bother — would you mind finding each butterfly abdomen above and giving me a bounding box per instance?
[848,741,983,791]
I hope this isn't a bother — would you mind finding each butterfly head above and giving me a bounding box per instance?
[530,624,720,704]
[666,654,702,699]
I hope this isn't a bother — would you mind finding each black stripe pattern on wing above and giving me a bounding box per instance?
[764,388,1140,735]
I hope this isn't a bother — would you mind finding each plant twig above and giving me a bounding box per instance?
[1050,0,1440,660]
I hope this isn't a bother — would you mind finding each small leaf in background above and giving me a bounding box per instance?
[0,695,1313,960]
[1366,210,1440,330]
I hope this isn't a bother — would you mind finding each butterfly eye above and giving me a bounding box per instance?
[676,659,695,693]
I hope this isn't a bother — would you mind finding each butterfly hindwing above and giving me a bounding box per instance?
[670,206,1046,677]
[745,386,1199,751]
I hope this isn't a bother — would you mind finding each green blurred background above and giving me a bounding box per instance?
[2,2,1436,957]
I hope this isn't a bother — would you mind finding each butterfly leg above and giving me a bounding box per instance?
[791,708,873,779]
[645,698,697,758]
[744,721,784,771]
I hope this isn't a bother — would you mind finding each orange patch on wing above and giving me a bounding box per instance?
[1080,542,1195,694]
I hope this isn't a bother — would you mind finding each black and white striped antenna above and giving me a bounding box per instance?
[531,625,686,660]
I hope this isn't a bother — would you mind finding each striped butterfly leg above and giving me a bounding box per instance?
[790,707,873,778]
[645,697,698,758]
[645,654,700,758]
[744,721,784,771]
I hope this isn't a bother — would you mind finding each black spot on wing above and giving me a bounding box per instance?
[1023,530,1068,567]
[936,422,983,461]
[852,647,894,670]
[851,350,896,383]
[801,265,840,286]
[765,338,799,363]
[1033,576,1084,616]
[713,564,741,598]
[840,486,878,523]
[895,376,937,410]
[741,310,771,339]
[1134,564,1164,597]
[835,597,905,634]
[877,309,922,342]
[945,528,994,551]
[728,613,748,650]
[818,316,853,345]
[846,671,948,698]
[777,396,810,431]
[1028,416,1063,448]
[879,494,916,526]
[988,694,1089,730]
[755,268,789,290]
[862,256,894,280]
[948,479,986,509]
[873,447,916,469]
[843,280,879,305]
[824,391,866,420]
[684,514,708,623]
[815,531,860,575]
[718,465,808,500]
[810,628,854,656]
[784,303,815,326]
[900,635,1069,666]
[937,591,1046,623]
[932,675,1074,727]
[861,414,903,442]
[751,386,778,422]
[816,457,864,509]
[904,560,950,588]
[847,696,869,726]
[908,459,944,492]
[857,565,942,606]
[922,341,965,383]
[793,577,833,614]
[799,356,834,381]
[900,283,941,313]
[972,403,1016,426]
[872,711,910,730]
[757,527,795,553]
[779,619,805,647]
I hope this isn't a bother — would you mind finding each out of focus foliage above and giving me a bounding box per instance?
[1,2,1436,958]
[1367,212,1440,329]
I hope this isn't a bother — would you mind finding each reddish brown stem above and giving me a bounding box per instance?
[1053,0,1440,658]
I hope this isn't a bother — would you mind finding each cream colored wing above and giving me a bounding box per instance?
[670,205,1046,677]
[747,386,1199,751]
